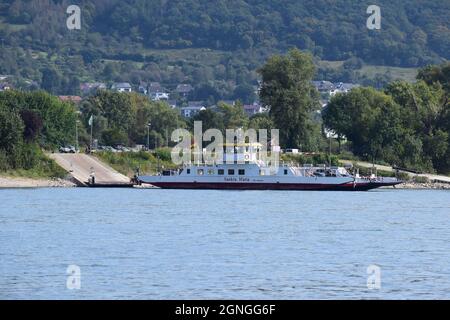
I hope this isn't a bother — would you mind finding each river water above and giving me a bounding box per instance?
[0,188,449,299]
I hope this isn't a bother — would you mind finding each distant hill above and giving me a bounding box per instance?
[0,0,448,96]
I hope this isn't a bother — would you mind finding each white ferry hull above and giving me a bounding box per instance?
[137,175,399,191]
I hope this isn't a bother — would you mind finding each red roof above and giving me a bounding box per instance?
[58,96,82,103]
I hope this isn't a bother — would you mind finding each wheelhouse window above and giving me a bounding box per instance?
[228,169,235,175]
[218,169,224,175]
[197,169,204,175]
[238,169,245,175]
[207,169,215,175]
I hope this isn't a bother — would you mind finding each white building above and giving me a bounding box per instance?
[111,82,132,93]
[243,103,265,116]
[180,104,206,118]
[150,91,170,101]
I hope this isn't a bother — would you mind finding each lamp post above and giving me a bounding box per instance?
[147,121,151,151]
[329,135,332,167]
[75,119,79,152]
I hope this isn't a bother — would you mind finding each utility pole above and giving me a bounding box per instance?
[75,119,79,151]
[147,121,151,151]
[329,135,332,167]
[88,115,93,153]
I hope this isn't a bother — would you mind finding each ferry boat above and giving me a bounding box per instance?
[137,144,401,191]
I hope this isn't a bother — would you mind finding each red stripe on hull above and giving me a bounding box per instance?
[147,181,371,191]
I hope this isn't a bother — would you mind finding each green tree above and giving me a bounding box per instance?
[191,108,225,132]
[0,102,24,152]
[258,48,321,150]
[219,101,249,130]
[102,128,128,146]
[233,84,256,104]
[88,91,134,136]
[248,113,274,131]
[323,87,409,166]
[41,67,61,94]
[0,90,77,148]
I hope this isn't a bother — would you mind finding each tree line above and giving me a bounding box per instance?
[0,90,76,174]
[1,49,449,175]
[323,63,450,174]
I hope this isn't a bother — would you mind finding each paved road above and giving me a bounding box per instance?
[339,159,450,183]
[49,153,130,185]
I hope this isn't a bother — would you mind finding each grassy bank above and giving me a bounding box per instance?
[1,153,67,179]
[95,149,177,177]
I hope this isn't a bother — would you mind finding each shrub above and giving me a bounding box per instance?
[0,150,10,171]
[413,176,430,183]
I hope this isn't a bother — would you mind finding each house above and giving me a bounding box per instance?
[330,82,360,96]
[180,105,206,118]
[0,82,12,91]
[80,82,106,95]
[167,100,178,109]
[147,82,169,101]
[148,82,162,94]
[138,82,148,95]
[243,103,265,116]
[335,82,359,92]
[111,82,132,93]
[58,96,82,104]
[312,80,335,92]
[150,91,169,101]
[181,101,206,118]
[175,84,193,97]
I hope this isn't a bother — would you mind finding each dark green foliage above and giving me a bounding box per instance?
[0,103,24,153]
[154,148,172,162]
[101,128,128,147]
[259,49,322,150]
[0,90,77,147]
[82,91,186,147]
[0,0,448,97]
[191,109,225,133]
[323,63,450,174]
[20,109,43,142]
[0,90,77,177]
[233,84,256,104]
[248,113,274,131]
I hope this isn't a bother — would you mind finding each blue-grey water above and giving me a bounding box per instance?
[0,188,449,300]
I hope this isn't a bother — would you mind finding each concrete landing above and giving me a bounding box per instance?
[49,153,131,186]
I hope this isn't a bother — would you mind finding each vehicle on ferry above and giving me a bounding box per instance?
[137,143,401,191]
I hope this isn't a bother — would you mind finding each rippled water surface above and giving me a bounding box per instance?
[0,188,449,299]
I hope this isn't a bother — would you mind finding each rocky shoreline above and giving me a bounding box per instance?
[392,182,450,190]
[0,176,76,188]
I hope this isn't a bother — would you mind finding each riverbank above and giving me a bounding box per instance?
[1,176,449,190]
[394,182,450,190]
[0,176,76,188]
